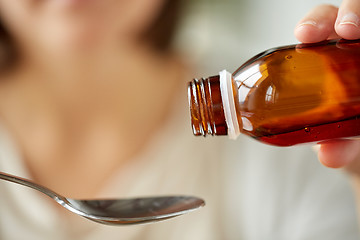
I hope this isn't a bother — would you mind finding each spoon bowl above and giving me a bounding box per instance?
[0,171,205,225]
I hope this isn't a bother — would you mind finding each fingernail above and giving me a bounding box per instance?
[339,12,360,27]
[297,20,318,29]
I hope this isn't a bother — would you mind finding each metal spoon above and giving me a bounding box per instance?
[0,171,205,225]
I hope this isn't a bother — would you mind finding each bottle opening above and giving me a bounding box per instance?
[188,76,227,136]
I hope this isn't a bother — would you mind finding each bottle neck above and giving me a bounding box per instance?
[188,75,227,136]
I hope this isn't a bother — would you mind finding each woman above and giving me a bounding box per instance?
[0,0,358,239]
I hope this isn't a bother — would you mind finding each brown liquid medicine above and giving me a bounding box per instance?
[188,39,360,146]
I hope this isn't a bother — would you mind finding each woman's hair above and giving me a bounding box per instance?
[143,0,184,52]
[0,0,183,72]
[0,20,16,73]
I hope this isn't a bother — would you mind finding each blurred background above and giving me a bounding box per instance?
[175,0,342,75]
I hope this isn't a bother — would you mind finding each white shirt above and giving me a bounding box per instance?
[0,93,358,240]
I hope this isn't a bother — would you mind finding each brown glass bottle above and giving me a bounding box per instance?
[188,39,360,146]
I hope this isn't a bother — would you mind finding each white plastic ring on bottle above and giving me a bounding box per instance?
[219,70,240,140]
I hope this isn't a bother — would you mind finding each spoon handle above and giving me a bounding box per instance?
[0,171,61,200]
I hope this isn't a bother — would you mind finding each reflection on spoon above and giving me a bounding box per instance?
[0,171,205,225]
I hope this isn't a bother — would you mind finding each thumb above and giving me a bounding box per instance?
[318,139,360,173]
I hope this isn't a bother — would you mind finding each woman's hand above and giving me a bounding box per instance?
[295,2,360,43]
[294,2,360,176]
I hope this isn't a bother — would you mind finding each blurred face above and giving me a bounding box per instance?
[0,0,166,55]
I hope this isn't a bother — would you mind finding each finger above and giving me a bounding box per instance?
[318,139,360,169]
[335,0,360,39]
[294,4,339,43]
